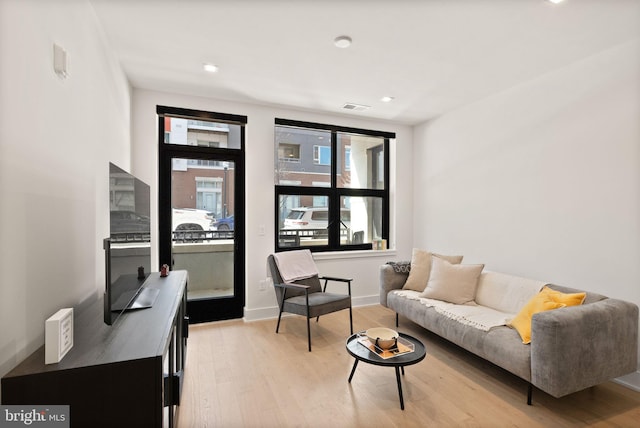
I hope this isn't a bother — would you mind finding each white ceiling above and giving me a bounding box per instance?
[90,0,640,125]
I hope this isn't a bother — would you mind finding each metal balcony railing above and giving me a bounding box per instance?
[278,228,350,247]
[110,232,151,243]
[111,231,235,243]
[172,230,234,242]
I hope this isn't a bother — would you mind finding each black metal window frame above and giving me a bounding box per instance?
[275,118,393,253]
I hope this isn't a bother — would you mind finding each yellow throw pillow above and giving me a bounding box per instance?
[402,249,464,292]
[507,292,566,344]
[540,286,586,306]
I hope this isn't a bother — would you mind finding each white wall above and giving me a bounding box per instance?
[413,40,640,382]
[0,0,131,380]
[131,90,414,321]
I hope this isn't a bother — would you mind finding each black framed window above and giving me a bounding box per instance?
[275,118,393,252]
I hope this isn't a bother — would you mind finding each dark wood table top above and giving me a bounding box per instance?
[346,332,426,367]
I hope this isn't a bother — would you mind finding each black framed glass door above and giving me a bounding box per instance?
[158,106,246,323]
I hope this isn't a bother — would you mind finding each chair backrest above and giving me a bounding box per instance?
[267,254,322,306]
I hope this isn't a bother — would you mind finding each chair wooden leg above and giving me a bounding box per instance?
[276,288,287,334]
[527,383,533,405]
[307,316,312,352]
[306,292,311,352]
[396,313,399,328]
[349,307,353,334]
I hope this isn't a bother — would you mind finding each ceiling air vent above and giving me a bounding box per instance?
[342,102,370,112]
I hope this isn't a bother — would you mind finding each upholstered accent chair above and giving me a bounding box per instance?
[267,251,353,351]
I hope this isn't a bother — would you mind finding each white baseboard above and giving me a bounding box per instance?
[243,295,380,323]
[614,371,640,392]
[243,306,278,322]
[352,295,380,307]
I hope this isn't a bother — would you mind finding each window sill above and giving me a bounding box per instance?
[312,249,397,261]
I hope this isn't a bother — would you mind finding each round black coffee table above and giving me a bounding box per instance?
[346,332,426,410]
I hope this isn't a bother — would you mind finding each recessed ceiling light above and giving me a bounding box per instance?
[547,0,565,4]
[334,36,352,48]
[381,96,394,103]
[203,63,219,73]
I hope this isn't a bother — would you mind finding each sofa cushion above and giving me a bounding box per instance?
[475,271,546,314]
[419,256,484,304]
[386,292,533,381]
[402,249,463,292]
[508,291,566,344]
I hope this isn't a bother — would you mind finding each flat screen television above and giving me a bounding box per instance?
[104,162,158,325]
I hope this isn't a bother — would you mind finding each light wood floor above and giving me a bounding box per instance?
[176,305,640,427]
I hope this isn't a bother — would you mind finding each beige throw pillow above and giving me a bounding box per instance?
[419,256,484,304]
[402,249,464,292]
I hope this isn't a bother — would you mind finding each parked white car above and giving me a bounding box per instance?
[284,207,350,230]
[172,208,214,231]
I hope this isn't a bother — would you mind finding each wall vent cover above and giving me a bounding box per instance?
[342,102,370,111]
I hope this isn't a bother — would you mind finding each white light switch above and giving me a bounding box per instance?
[53,44,68,78]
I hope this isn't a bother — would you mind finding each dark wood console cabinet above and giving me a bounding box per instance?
[1,271,188,428]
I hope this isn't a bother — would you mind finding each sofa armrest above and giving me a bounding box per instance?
[379,264,409,307]
[530,298,638,398]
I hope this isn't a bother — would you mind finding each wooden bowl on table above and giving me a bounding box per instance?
[366,327,398,350]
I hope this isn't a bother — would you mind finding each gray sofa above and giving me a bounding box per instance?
[379,264,639,403]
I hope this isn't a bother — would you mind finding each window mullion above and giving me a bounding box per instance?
[329,130,339,248]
